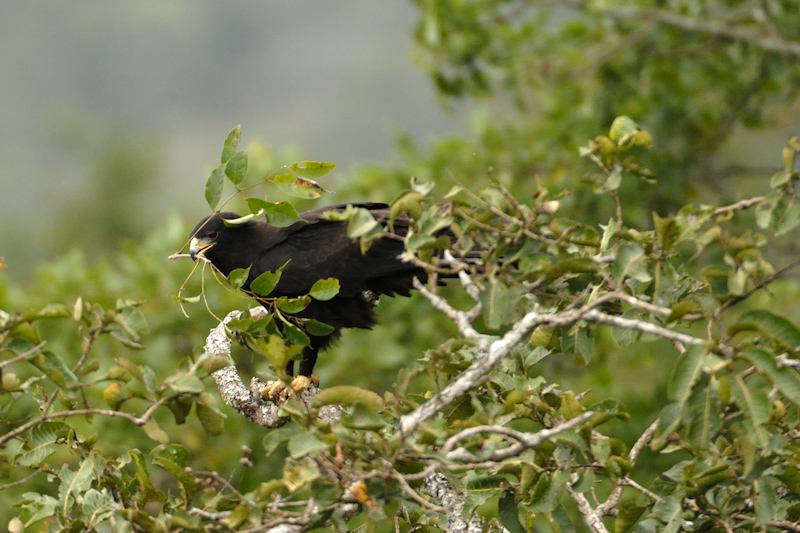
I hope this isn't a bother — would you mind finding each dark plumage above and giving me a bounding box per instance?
[189,202,429,393]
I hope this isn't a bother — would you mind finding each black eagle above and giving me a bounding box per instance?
[189,202,432,398]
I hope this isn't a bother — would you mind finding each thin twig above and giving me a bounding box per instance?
[391,469,447,513]
[567,472,610,533]
[559,0,800,58]
[412,278,482,341]
[0,341,46,369]
[597,421,658,516]
[0,468,44,492]
[186,467,253,506]
[623,477,660,502]
[0,394,185,446]
[442,412,596,463]
[718,257,800,314]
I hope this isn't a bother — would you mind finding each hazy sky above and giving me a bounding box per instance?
[0,2,462,270]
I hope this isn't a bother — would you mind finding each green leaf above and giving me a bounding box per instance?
[685,378,718,451]
[740,348,800,406]
[276,296,311,314]
[142,418,170,444]
[309,278,340,301]
[615,500,648,533]
[287,433,327,459]
[529,471,564,512]
[221,125,241,163]
[650,403,681,451]
[304,319,335,336]
[29,350,79,389]
[729,373,770,447]
[737,309,800,349]
[770,170,791,189]
[563,325,593,364]
[613,243,652,284]
[273,171,327,199]
[653,212,679,252]
[756,477,780,525]
[251,335,293,374]
[755,191,781,230]
[290,160,336,179]
[776,201,800,236]
[609,116,639,142]
[390,191,424,225]
[151,445,196,493]
[652,496,682,533]
[164,372,204,394]
[341,401,386,430]
[250,263,287,296]
[665,301,700,323]
[205,164,225,210]
[18,492,57,528]
[81,489,117,528]
[227,266,251,291]
[221,211,262,227]
[262,424,301,455]
[115,356,149,390]
[166,395,194,424]
[224,151,248,185]
[483,278,521,330]
[667,344,705,413]
[128,449,166,504]
[102,383,124,410]
[498,491,526,533]
[281,321,310,346]
[58,461,95,522]
[172,294,202,304]
[18,422,61,467]
[246,198,305,227]
[466,475,507,491]
[347,207,379,238]
[406,233,437,251]
[196,396,226,436]
[314,386,383,408]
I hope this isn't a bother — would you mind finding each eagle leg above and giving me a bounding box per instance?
[260,374,320,401]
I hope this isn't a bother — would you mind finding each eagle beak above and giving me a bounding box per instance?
[189,237,212,260]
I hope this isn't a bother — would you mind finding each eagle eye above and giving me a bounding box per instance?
[207,231,219,239]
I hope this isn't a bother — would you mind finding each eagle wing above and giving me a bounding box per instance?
[247,203,422,299]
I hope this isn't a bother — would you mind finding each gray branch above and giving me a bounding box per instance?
[399,290,704,436]
[567,472,610,533]
[421,473,484,533]
[204,310,289,428]
[442,411,596,463]
[560,0,800,58]
[204,308,342,428]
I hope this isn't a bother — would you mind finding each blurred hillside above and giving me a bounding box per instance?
[0,1,462,277]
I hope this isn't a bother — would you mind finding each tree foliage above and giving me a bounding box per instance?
[3,2,800,532]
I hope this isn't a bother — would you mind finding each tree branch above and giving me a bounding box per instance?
[0,394,185,446]
[597,420,658,516]
[399,292,705,436]
[567,472,610,533]
[561,1,800,58]
[0,341,46,369]
[398,304,544,437]
[442,412,596,463]
[204,309,342,428]
[421,473,483,533]
[204,310,289,428]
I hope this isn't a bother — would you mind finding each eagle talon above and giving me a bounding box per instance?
[260,375,320,402]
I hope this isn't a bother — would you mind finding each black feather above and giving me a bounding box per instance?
[189,203,429,379]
